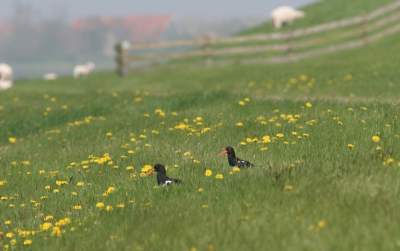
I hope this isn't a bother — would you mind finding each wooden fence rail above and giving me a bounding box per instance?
[115,0,400,76]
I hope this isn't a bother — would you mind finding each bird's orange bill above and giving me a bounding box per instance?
[218,150,228,156]
[145,169,156,176]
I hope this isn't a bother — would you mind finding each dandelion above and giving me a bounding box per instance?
[106,132,113,137]
[238,101,245,106]
[106,205,114,211]
[8,137,16,143]
[126,166,133,170]
[215,174,223,179]
[117,203,125,208]
[318,220,326,228]
[184,151,191,156]
[347,144,354,149]
[240,142,246,146]
[244,98,250,102]
[96,202,104,209]
[5,220,11,225]
[6,232,14,238]
[44,215,53,221]
[202,205,209,209]
[283,185,293,190]
[41,222,53,231]
[237,122,243,127]
[372,136,380,142]
[73,205,82,210]
[198,188,204,193]
[232,167,240,172]
[276,133,284,138]
[305,102,312,108]
[205,170,212,176]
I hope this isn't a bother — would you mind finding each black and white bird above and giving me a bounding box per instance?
[145,164,182,186]
[218,146,254,168]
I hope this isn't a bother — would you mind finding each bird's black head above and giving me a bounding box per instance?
[225,146,235,154]
[153,164,166,173]
[218,146,236,157]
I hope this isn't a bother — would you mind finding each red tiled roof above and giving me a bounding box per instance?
[71,14,171,42]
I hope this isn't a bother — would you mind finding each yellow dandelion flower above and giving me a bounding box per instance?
[347,144,354,149]
[5,220,11,225]
[238,101,245,106]
[24,239,33,245]
[240,142,246,146]
[262,135,271,143]
[318,220,326,228]
[372,136,380,142]
[106,205,113,211]
[198,188,204,192]
[276,133,284,138]
[202,204,208,209]
[41,222,53,231]
[283,185,293,190]
[237,122,243,126]
[305,102,312,108]
[96,202,104,209]
[205,170,212,177]
[126,166,134,170]
[8,137,16,143]
[44,215,53,221]
[215,174,223,179]
[184,151,191,156]
[117,203,125,208]
[106,132,113,136]
[244,98,250,102]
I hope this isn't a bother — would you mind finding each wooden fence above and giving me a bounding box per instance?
[115,0,400,76]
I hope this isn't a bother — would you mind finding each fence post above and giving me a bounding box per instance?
[203,36,213,67]
[360,12,369,45]
[285,29,293,61]
[115,40,131,76]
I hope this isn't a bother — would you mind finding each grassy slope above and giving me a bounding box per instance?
[1,1,400,251]
[242,0,397,34]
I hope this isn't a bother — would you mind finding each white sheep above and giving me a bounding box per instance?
[0,80,12,90]
[73,62,95,78]
[42,73,58,80]
[270,6,305,29]
[0,63,13,81]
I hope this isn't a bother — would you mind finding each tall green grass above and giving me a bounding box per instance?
[1,2,400,250]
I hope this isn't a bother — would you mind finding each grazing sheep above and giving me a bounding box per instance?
[270,6,305,29]
[0,80,12,90]
[42,73,58,80]
[73,62,95,78]
[0,63,13,81]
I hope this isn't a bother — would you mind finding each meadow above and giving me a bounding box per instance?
[2,1,400,250]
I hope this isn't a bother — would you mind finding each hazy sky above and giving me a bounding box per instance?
[0,0,317,20]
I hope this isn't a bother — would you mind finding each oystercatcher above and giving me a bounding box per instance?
[145,164,182,186]
[218,146,254,168]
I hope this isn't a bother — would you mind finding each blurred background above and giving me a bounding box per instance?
[0,0,315,79]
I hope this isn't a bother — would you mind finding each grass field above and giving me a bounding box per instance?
[2,1,400,250]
